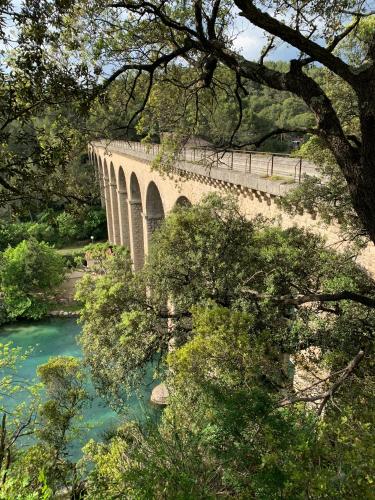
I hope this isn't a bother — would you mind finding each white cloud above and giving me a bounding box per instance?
[232,29,265,60]
[232,15,299,62]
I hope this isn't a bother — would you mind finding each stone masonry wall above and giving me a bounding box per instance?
[91,145,375,277]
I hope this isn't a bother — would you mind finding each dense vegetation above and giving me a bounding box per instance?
[0,195,374,498]
[93,63,316,152]
[0,206,107,324]
[0,208,107,252]
[0,239,66,321]
[2,0,375,244]
[1,0,374,243]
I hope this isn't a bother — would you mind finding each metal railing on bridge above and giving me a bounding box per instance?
[95,140,317,184]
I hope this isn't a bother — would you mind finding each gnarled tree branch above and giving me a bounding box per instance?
[237,127,317,149]
[244,289,375,308]
[234,0,358,84]
[279,349,365,416]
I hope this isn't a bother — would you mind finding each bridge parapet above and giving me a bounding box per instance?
[89,140,375,276]
[92,140,317,197]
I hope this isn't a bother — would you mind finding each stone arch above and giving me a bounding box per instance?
[174,195,192,208]
[145,181,165,254]
[129,172,145,270]
[109,162,121,244]
[95,153,105,208]
[117,166,131,248]
[102,158,114,243]
[146,181,165,218]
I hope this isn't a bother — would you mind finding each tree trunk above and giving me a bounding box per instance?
[352,83,375,245]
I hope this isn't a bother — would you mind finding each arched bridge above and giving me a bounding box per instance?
[88,140,375,274]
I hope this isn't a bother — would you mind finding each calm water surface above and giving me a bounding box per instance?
[0,317,157,457]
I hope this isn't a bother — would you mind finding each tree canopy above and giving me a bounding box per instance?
[0,239,66,320]
[0,2,375,497]
[77,195,375,406]
[0,195,374,497]
[74,195,375,498]
[1,1,375,244]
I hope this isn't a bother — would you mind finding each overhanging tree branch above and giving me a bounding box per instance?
[228,73,244,146]
[207,0,221,40]
[326,16,362,53]
[108,1,198,38]
[0,175,21,194]
[341,9,375,17]
[99,41,193,93]
[259,36,276,65]
[237,127,318,149]
[279,349,365,416]
[244,289,375,308]
[234,0,358,84]
[198,38,359,158]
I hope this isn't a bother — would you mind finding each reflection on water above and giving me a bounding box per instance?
[0,317,159,458]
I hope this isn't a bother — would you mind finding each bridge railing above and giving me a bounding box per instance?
[94,140,316,183]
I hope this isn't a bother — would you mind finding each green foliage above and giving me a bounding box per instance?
[83,303,374,499]
[0,446,54,500]
[280,136,366,243]
[0,239,66,320]
[26,222,56,244]
[0,1,374,496]
[80,207,107,240]
[55,208,107,243]
[77,195,375,406]
[0,342,42,499]
[37,357,89,456]
[0,206,106,253]
[0,221,56,252]
[56,212,79,242]
[0,0,99,211]
[76,243,143,403]
[54,207,107,244]
[76,195,375,497]
[136,65,315,152]
[1,356,89,498]
[1,195,375,498]
[278,18,375,242]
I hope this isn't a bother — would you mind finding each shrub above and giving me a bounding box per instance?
[56,212,79,243]
[0,239,66,320]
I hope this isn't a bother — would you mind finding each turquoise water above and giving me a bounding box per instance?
[0,317,158,457]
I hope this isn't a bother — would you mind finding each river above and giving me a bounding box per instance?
[0,317,158,458]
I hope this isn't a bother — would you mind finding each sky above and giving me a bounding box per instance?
[233,29,298,61]
[232,11,299,62]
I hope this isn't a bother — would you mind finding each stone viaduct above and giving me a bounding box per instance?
[89,140,375,275]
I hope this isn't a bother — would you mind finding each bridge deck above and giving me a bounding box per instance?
[93,140,317,197]
[90,141,375,276]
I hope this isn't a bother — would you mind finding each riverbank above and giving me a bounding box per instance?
[47,268,85,318]
[48,309,80,318]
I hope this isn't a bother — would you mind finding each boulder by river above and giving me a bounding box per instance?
[151,382,169,406]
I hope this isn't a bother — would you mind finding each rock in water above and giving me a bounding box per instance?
[150,383,169,406]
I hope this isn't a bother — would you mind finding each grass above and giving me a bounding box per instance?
[56,239,108,256]
[56,240,90,256]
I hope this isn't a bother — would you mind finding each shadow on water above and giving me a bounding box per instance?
[0,317,161,459]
